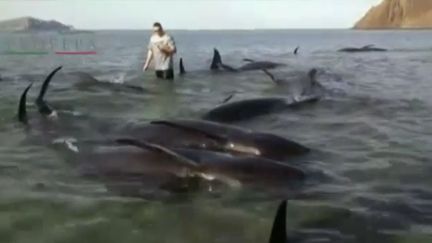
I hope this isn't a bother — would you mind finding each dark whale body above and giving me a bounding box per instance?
[172,148,305,187]
[338,45,387,53]
[203,69,323,123]
[60,138,304,195]
[116,119,310,160]
[203,96,318,123]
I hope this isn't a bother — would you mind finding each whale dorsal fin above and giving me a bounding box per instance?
[179,58,186,75]
[150,120,228,143]
[221,92,236,104]
[18,83,33,124]
[269,201,288,243]
[261,69,280,84]
[36,66,62,116]
[294,46,300,55]
[210,48,238,72]
[210,48,222,70]
[115,138,200,168]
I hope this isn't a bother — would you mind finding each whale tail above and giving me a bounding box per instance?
[210,48,222,70]
[36,66,62,117]
[18,83,33,124]
[179,58,186,75]
[269,201,288,243]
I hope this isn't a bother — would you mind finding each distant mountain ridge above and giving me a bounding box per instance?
[0,17,74,32]
[355,0,432,29]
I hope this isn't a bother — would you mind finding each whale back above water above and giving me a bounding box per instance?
[148,119,310,160]
[203,98,287,122]
[338,45,387,52]
[210,48,284,72]
[172,148,305,187]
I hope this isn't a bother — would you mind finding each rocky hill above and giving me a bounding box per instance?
[354,0,432,29]
[0,17,73,32]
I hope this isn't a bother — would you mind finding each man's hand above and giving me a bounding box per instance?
[143,50,153,72]
[158,44,174,55]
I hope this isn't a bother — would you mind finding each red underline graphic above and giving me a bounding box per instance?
[55,51,97,55]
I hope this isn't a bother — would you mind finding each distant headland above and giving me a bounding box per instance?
[354,0,432,29]
[0,16,85,32]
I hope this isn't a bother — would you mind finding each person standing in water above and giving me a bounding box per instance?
[143,22,177,80]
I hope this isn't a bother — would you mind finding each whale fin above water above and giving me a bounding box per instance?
[221,92,236,104]
[36,66,62,117]
[210,48,237,72]
[269,201,288,243]
[210,48,222,70]
[18,83,33,124]
[261,69,281,84]
[115,138,200,169]
[179,58,186,75]
[294,46,300,55]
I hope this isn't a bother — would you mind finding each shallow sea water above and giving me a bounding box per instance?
[0,30,432,243]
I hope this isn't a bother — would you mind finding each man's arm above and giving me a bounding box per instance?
[143,49,153,71]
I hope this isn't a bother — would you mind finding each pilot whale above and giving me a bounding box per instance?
[169,146,305,187]
[72,72,146,93]
[210,48,285,72]
[202,96,318,123]
[338,44,387,53]
[202,69,323,123]
[59,138,305,195]
[116,119,310,160]
[262,68,324,95]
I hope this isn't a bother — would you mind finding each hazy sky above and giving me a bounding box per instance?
[0,0,381,30]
